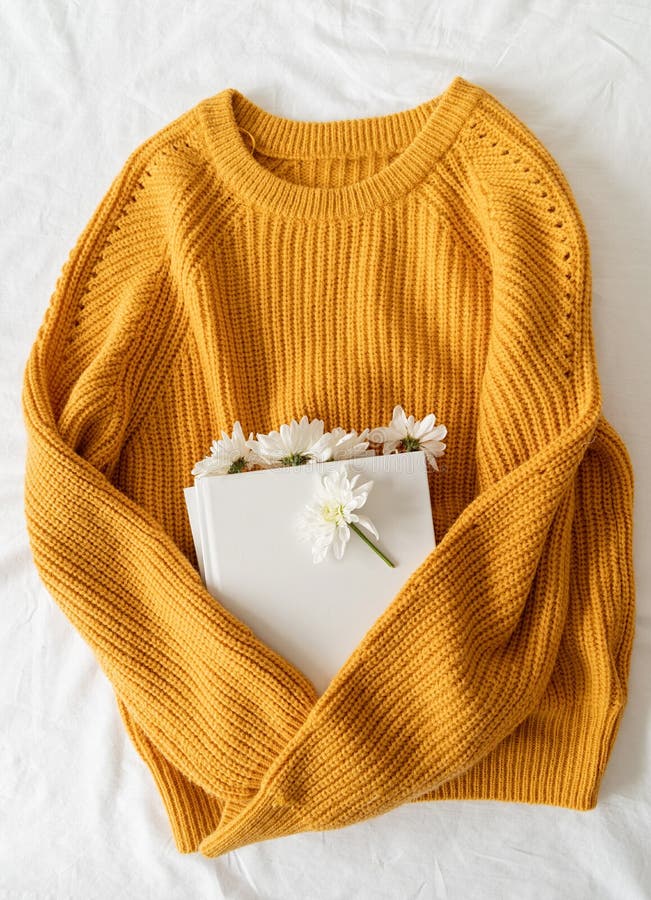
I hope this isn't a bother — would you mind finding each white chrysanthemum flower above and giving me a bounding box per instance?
[327,426,374,460]
[296,465,393,566]
[191,421,256,477]
[370,404,447,471]
[246,415,333,466]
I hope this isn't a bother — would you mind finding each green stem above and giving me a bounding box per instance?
[349,523,395,568]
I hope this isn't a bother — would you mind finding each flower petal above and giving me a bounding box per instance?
[412,413,436,437]
[390,405,409,433]
[332,523,350,559]
[354,514,379,540]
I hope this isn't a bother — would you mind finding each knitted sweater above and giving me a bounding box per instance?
[21,74,635,858]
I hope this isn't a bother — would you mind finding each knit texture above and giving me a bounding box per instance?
[21,75,635,857]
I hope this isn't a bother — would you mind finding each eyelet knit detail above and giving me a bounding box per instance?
[464,94,584,402]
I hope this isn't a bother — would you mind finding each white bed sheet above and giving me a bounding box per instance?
[2,2,649,897]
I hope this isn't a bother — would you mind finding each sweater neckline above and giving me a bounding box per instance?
[194,75,484,220]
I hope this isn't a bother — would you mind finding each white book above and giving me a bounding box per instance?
[183,450,436,696]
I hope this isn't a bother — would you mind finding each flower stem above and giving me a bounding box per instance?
[349,523,395,568]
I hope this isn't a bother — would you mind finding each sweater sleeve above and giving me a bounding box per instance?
[21,139,319,805]
[234,95,636,838]
[200,403,636,854]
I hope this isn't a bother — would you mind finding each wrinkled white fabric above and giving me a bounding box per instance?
[1,1,649,897]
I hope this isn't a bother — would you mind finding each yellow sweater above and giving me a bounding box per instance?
[21,74,635,858]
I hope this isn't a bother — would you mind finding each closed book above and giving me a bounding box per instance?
[184,450,436,696]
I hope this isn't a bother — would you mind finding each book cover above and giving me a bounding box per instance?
[184,450,436,695]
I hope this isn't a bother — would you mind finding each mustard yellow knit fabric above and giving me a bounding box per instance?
[21,75,636,858]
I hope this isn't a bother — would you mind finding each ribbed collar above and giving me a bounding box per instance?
[193,75,484,220]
